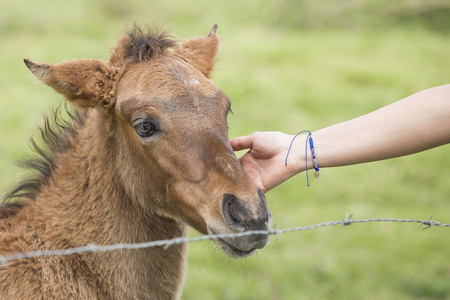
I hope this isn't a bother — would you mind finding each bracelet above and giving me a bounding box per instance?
[285,130,320,186]
[309,136,320,179]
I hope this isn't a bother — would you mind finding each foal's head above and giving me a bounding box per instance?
[24,25,271,258]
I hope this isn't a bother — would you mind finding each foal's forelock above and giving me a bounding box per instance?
[110,26,176,65]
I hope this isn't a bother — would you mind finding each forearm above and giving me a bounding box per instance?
[301,85,450,171]
[232,85,450,192]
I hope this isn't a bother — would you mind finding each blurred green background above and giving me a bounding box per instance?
[1,1,449,299]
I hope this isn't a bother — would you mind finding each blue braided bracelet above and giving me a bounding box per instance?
[285,130,320,186]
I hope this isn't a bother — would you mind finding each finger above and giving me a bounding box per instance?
[230,135,254,151]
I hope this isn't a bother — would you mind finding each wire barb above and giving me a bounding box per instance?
[342,213,354,226]
[418,216,433,230]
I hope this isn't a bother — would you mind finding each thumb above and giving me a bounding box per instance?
[231,135,254,151]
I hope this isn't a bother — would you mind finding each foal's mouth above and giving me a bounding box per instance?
[208,228,264,258]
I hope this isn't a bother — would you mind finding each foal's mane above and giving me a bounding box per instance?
[0,106,87,218]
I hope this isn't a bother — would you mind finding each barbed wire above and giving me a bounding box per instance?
[0,214,448,266]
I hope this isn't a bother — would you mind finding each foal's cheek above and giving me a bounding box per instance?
[161,182,211,234]
[149,148,207,183]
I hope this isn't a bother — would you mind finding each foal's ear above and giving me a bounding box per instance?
[24,58,123,109]
[174,24,219,78]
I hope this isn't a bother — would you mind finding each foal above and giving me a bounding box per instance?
[0,25,271,299]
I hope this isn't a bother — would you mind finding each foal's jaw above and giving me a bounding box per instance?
[157,141,272,258]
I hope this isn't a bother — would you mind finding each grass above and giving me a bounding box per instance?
[1,1,449,299]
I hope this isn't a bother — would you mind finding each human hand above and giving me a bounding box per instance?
[231,131,305,193]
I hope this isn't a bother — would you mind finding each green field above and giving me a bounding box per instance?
[1,1,449,299]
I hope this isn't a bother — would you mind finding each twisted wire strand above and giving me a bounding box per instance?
[0,215,448,266]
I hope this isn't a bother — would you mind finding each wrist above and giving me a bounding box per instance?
[284,134,307,175]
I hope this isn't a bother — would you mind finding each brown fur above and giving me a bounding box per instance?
[0,25,271,299]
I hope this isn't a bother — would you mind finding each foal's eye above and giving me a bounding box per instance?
[134,120,157,138]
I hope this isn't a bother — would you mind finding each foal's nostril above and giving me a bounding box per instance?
[228,203,241,225]
[222,194,245,228]
[222,193,269,231]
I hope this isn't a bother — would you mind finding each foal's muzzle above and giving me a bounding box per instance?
[216,189,271,257]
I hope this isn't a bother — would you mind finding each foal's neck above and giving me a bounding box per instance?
[30,110,186,298]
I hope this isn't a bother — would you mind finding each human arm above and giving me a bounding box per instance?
[231,84,450,192]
